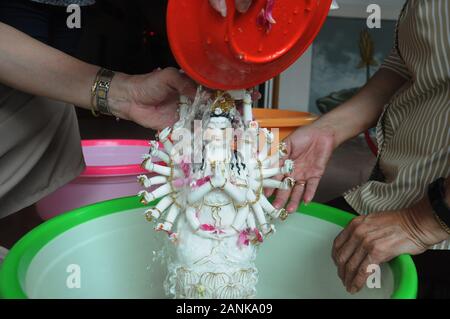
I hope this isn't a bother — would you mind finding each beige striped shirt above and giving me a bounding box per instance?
[345,0,450,248]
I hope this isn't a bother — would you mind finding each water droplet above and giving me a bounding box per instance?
[293,7,299,15]
[288,18,293,24]
[206,37,212,45]
[224,35,229,42]
[238,27,244,33]
[258,44,263,52]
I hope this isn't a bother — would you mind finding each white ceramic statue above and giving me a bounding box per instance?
[138,89,295,299]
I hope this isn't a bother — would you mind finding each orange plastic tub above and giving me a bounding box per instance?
[253,109,318,141]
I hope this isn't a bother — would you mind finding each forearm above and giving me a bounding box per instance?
[313,68,408,147]
[0,22,95,107]
[0,22,131,113]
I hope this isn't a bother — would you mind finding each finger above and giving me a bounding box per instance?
[343,246,368,291]
[209,0,227,17]
[349,234,399,293]
[264,174,283,197]
[264,152,289,197]
[235,0,252,13]
[332,217,363,256]
[348,257,373,294]
[161,68,197,98]
[303,177,320,204]
[272,188,291,210]
[286,183,305,213]
[334,235,362,281]
[264,187,274,198]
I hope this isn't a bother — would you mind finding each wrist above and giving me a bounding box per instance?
[310,116,343,149]
[107,72,133,120]
[400,198,450,249]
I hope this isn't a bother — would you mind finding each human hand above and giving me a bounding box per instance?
[332,204,450,294]
[209,0,252,17]
[108,67,196,130]
[266,124,337,213]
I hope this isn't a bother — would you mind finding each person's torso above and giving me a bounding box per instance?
[346,0,449,216]
[0,84,85,218]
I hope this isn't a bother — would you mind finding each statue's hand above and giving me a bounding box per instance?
[280,177,296,190]
[281,160,294,175]
[210,161,227,188]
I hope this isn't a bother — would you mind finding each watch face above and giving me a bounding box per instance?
[97,90,106,99]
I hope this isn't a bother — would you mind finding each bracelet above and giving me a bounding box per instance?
[235,201,248,209]
[91,68,115,116]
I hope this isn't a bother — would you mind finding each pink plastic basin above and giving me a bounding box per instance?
[36,140,155,220]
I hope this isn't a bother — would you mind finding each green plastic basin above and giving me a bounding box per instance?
[0,197,417,299]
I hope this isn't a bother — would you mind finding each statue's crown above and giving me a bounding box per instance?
[211,91,235,117]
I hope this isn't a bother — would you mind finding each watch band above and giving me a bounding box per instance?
[90,69,101,117]
[428,177,450,234]
[91,68,115,116]
[96,68,115,115]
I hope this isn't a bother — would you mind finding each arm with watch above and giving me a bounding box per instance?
[0,22,196,130]
[332,176,450,294]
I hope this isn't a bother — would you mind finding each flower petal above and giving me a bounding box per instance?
[265,0,276,24]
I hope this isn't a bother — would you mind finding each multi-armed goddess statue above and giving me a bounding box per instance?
[138,89,295,298]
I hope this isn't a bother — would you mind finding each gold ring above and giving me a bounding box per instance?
[278,208,289,221]
[284,177,296,188]
[297,180,307,187]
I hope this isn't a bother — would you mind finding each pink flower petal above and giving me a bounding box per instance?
[179,158,192,178]
[254,228,264,243]
[200,224,216,232]
[238,230,250,248]
[172,178,187,188]
[257,9,267,27]
[256,0,276,33]
[195,176,211,187]
[265,0,276,24]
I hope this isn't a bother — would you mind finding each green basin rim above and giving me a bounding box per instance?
[0,196,418,299]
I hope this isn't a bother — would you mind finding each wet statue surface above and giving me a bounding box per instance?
[138,88,295,298]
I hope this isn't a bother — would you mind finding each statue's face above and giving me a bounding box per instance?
[207,116,232,130]
[204,116,232,146]
[203,117,233,164]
